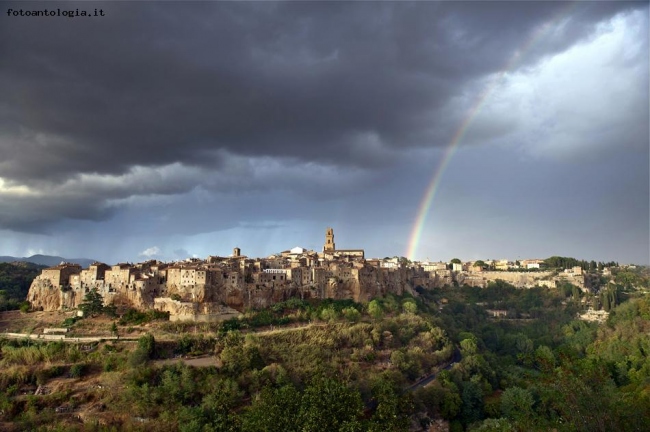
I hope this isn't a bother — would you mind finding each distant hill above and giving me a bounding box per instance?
[0,254,96,268]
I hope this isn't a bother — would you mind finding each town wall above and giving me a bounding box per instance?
[456,271,555,288]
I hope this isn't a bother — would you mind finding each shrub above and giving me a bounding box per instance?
[176,334,216,356]
[119,309,145,325]
[35,370,49,386]
[220,318,242,333]
[138,334,156,358]
[342,307,361,322]
[62,317,79,327]
[69,363,85,378]
[102,353,126,372]
[129,348,149,368]
[119,308,170,325]
[402,299,418,314]
[129,333,156,368]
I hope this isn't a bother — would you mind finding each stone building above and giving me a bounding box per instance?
[104,264,137,290]
[26,226,581,320]
[39,263,82,289]
[79,262,110,287]
[320,227,365,260]
[324,227,335,251]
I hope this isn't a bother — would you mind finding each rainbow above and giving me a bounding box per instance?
[406,3,577,260]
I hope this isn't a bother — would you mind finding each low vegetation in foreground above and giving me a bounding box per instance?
[0,273,649,431]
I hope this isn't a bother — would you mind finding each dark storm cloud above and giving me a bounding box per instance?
[0,192,117,233]
[0,1,645,232]
[1,2,640,180]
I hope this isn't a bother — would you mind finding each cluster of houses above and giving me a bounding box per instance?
[26,228,592,321]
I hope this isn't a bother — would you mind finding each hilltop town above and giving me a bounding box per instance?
[9,229,648,432]
[27,228,594,321]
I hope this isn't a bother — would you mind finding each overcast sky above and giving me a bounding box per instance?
[0,1,648,265]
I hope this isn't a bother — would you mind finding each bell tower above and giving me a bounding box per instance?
[324,227,335,252]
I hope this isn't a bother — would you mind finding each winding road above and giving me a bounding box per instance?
[404,347,461,393]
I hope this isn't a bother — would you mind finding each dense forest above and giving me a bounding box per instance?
[0,263,648,431]
[543,256,618,271]
[0,262,45,311]
[417,283,650,431]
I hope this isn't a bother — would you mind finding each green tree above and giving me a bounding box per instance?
[78,288,104,317]
[220,331,264,375]
[342,307,361,322]
[473,418,516,432]
[130,333,156,367]
[369,377,411,432]
[572,285,581,300]
[534,345,555,372]
[220,331,247,375]
[188,377,241,431]
[382,295,400,313]
[320,306,339,322]
[368,300,383,320]
[440,387,462,419]
[241,384,302,432]
[602,291,611,311]
[390,350,419,380]
[138,333,156,357]
[450,258,462,264]
[19,301,31,313]
[501,387,534,423]
[402,299,418,314]
[461,381,484,426]
[434,373,462,420]
[298,377,363,431]
[460,338,478,356]
[514,334,533,355]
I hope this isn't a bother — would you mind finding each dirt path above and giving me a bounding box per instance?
[154,355,221,368]
[1,332,139,343]
[251,322,326,336]
[1,320,326,344]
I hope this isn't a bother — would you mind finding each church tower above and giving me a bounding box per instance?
[324,227,335,252]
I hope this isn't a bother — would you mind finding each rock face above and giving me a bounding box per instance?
[457,271,556,288]
[153,298,241,322]
[27,277,82,311]
[26,259,577,321]
[26,260,427,316]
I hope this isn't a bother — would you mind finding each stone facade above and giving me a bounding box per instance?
[324,227,335,251]
[26,230,585,320]
[456,271,556,289]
